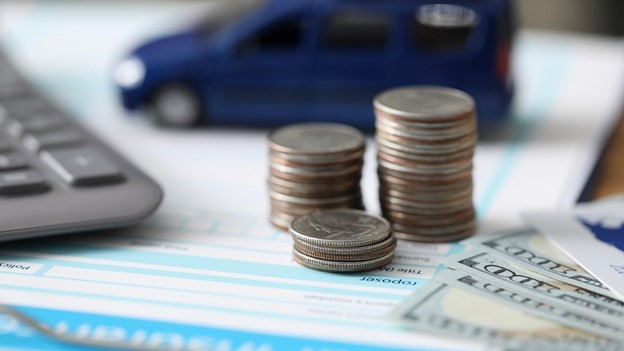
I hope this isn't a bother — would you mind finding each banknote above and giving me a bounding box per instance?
[462,229,613,297]
[434,269,624,341]
[441,250,624,325]
[388,280,622,351]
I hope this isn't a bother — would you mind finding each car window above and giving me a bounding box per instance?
[323,11,390,50]
[237,16,305,55]
[197,0,266,38]
[411,4,479,52]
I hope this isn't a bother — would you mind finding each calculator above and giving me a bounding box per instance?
[0,50,162,242]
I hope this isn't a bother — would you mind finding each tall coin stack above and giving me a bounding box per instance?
[268,123,365,231]
[374,86,477,242]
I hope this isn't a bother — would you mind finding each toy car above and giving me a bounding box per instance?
[114,0,514,130]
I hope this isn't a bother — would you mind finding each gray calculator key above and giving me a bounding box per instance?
[9,114,66,137]
[0,95,48,117]
[20,113,65,132]
[0,138,10,152]
[23,128,83,151]
[0,170,48,195]
[0,106,7,125]
[0,152,28,171]
[41,147,124,186]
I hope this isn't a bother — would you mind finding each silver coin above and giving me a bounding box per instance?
[289,209,391,247]
[394,229,474,243]
[270,190,362,206]
[375,114,476,130]
[272,202,365,218]
[269,123,365,155]
[391,219,476,236]
[270,165,363,182]
[292,234,396,256]
[376,145,474,163]
[294,238,397,262]
[375,133,477,155]
[379,179,472,194]
[374,86,475,122]
[379,187,472,201]
[269,183,359,198]
[379,172,472,187]
[376,130,477,151]
[380,202,474,215]
[377,158,472,174]
[269,149,364,165]
[378,167,472,181]
[384,208,475,226]
[376,120,475,141]
[269,174,360,189]
[381,193,473,209]
[292,248,395,273]
[270,211,295,231]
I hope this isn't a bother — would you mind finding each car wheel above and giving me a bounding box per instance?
[150,84,201,128]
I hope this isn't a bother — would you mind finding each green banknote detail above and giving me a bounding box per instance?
[435,269,624,341]
[462,229,614,296]
[441,250,624,325]
[388,280,623,351]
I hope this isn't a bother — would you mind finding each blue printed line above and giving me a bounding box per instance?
[0,284,385,329]
[4,305,457,351]
[0,242,424,292]
[477,47,570,219]
[0,253,415,300]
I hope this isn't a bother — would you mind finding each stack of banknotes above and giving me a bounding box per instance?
[389,229,624,351]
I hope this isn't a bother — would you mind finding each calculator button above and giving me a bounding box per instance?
[19,113,66,132]
[23,129,83,151]
[0,106,7,125]
[0,152,28,171]
[9,114,66,137]
[1,95,48,117]
[6,120,23,137]
[0,138,10,152]
[0,170,48,195]
[40,147,124,186]
[0,82,27,99]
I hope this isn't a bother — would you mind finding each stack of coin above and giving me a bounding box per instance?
[268,123,366,231]
[374,86,477,242]
[289,209,396,272]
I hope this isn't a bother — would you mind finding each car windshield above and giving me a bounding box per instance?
[196,0,266,38]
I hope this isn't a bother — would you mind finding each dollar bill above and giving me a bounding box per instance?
[462,228,614,297]
[441,250,624,325]
[434,269,624,341]
[388,280,623,351]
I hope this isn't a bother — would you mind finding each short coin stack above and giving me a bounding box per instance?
[289,209,396,272]
[268,123,365,231]
[374,86,477,242]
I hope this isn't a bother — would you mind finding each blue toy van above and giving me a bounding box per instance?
[114,0,514,129]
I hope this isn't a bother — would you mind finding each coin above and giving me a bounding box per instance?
[374,86,475,122]
[289,209,391,248]
[293,234,396,256]
[292,248,395,273]
[393,229,474,243]
[375,86,477,243]
[294,239,397,262]
[269,123,365,155]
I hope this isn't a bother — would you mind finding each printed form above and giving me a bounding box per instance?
[1,3,624,350]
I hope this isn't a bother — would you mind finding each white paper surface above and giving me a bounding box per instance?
[525,196,624,301]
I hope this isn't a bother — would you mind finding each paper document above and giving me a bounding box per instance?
[0,2,624,350]
[525,196,624,301]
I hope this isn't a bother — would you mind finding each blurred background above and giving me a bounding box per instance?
[518,0,624,35]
